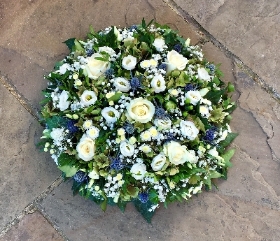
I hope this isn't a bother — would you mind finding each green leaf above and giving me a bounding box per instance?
[221,148,236,168]
[46,116,67,130]
[204,89,226,104]
[108,92,122,102]
[141,18,146,28]
[57,153,77,166]
[133,199,155,223]
[127,186,139,198]
[117,201,127,212]
[209,171,222,179]
[63,38,76,51]
[219,133,238,149]
[58,165,78,177]
[101,200,108,211]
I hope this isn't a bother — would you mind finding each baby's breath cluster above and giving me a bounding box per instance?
[39,19,237,222]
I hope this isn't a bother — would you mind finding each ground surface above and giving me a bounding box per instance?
[0,0,279,240]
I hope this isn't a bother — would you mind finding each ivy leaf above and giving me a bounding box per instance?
[221,148,236,168]
[133,199,155,223]
[58,165,78,177]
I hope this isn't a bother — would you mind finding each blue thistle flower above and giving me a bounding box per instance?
[73,171,88,183]
[138,192,149,203]
[86,49,94,57]
[203,127,218,143]
[129,25,138,31]
[105,68,114,78]
[207,64,215,73]
[164,132,176,143]
[158,63,167,71]
[173,44,182,53]
[123,122,135,135]
[130,77,142,91]
[66,119,79,134]
[185,83,198,92]
[110,157,125,171]
[155,107,170,120]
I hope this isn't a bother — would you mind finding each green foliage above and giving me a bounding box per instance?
[45,116,67,130]
[63,38,76,51]
[133,199,155,223]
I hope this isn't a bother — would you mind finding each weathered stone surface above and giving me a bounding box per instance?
[39,180,280,241]
[173,0,280,93]
[0,211,64,241]
[0,83,60,229]
[0,0,200,110]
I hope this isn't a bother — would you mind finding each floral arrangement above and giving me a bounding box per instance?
[39,20,237,222]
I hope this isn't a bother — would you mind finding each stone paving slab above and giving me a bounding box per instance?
[0,211,64,241]
[171,0,280,94]
[0,83,60,230]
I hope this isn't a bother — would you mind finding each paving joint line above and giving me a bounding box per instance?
[162,0,280,103]
[0,176,64,238]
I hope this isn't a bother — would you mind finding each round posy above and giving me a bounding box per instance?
[39,19,237,222]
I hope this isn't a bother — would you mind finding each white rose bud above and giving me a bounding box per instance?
[76,135,95,161]
[151,154,166,171]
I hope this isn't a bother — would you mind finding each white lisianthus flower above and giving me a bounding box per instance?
[85,53,110,79]
[180,120,199,140]
[88,169,99,179]
[113,77,131,92]
[126,98,155,123]
[139,144,152,153]
[165,50,188,72]
[154,118,172,130]
[122,55,137,70]
[58,90,70,111]
[151,154,166,171]
[76,135,95,161]
[153,37,166,52]
[197,67,211,82]
[140,131,152,141]
[98,46,116,56]
[50,128,64,142]
[57,63,71,74]
[120,141,135,157]
[151,74,166,93]
[80,90,97,107]
[130,163,147,180]
[83,120,93,130]
[86,126,100,140]
[185,90,202,105]
[101,107,120,123]
[163,141,189,165]
[200,105,211,118]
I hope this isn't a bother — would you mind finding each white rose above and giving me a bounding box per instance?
[163,141,189,165]
[126,98,155,123]
[98,46,115,56]
[153,38,166,52]
[88,169,99,179]
[197,67,211,81]
[185,90,201,105]
[120,141,135,157]
[58,90,70,111]
[130,163,147,180]
[76,135,95,161]
[101,107,120,123]
[85,53,110,79]
[151,154,166,171]
[151,74,166,93]
[113,77,131,92]
[166,50,188,72]
[80,90,97,107]
[180,120,199,140]
[122,55,137,70]
[154,118,172,130]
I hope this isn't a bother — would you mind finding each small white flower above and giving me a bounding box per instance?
[154,119,172,130]
[80,90,97,107]
[74,79,82,87]
[149,126,159,139]
[83,120,93,130]
[168,89,179,97]
[200,105,211,118]
[88,169,99,179]
[130,163,147,180]
[87,127,100,139]
[139,144,152,153]
[180,120,199,140]
[151,74,166,93]
[101,107,120,123]
[122,55,137,70]
[113,77,131,92]
[140,60,151,69]
[50,128,64,142]
[197,67,211,81]
[120,141,135,157]
[151,154,166,171]
[98,46,116,56]
[185,90,202,105]
[114,26,123,41]
[153,38,166,52]
[58,90,70,111]
[140,131,152,141]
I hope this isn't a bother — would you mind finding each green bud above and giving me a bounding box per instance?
[165,101,176,111]
[182,111,188,118]
[66,114,72,119]
[171,70,180,77]
[184,98,191,104]
[72,114,79,120]
[226,115,232,121]
[228,83,235,92]
[185,105,193,111]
